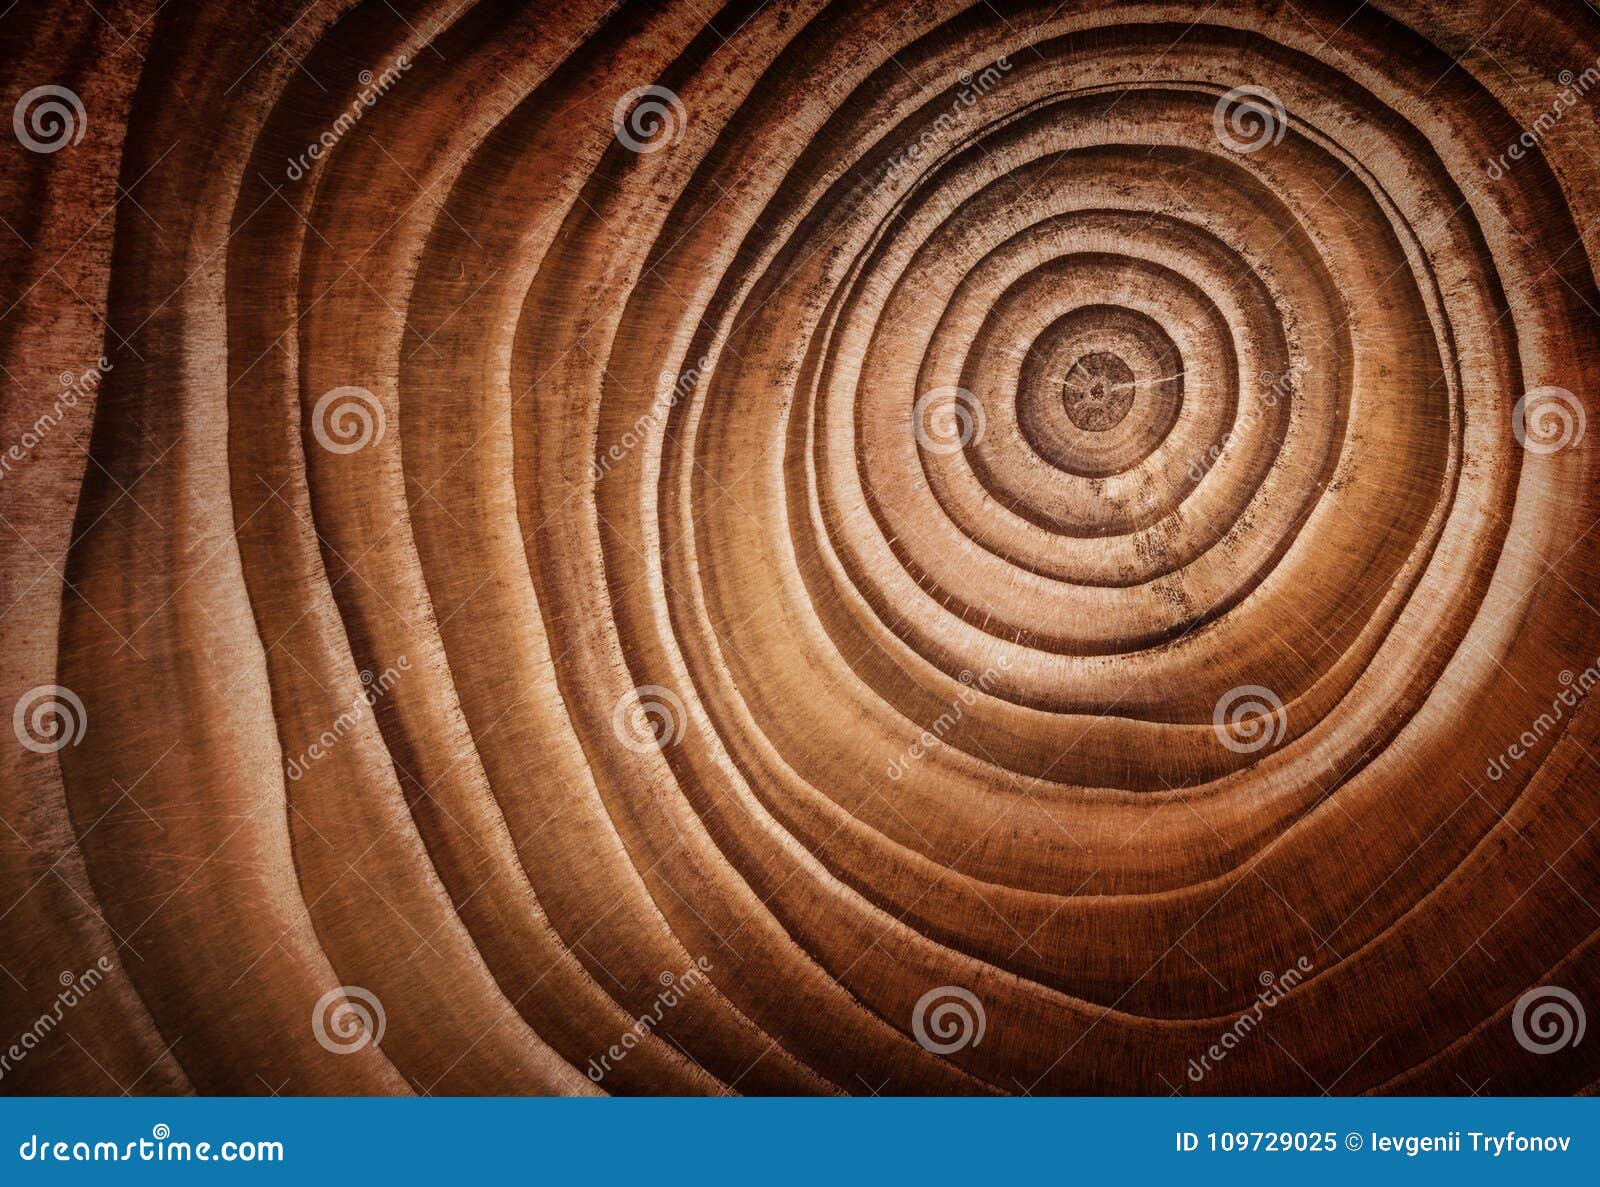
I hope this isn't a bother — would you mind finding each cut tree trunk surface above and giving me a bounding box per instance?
[1,0,1597,1096]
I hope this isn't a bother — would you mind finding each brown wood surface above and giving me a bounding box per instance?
[1,0,1598,1095]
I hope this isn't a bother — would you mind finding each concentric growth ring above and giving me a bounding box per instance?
[2,0,1598,1097]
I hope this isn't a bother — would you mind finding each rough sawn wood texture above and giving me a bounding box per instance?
[1,0,1598,1095]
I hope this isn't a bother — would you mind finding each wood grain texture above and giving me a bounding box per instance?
[1,0,1598,1096]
